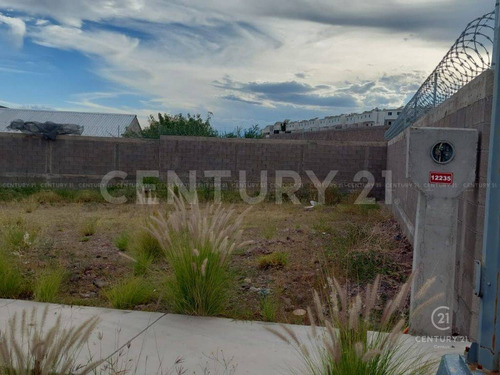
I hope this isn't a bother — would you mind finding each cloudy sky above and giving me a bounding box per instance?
[0,0,493,132]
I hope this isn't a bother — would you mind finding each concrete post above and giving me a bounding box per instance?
[407,127,478,336]
[410,194,458,336]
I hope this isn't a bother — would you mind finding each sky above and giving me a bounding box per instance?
[0,0,493,132]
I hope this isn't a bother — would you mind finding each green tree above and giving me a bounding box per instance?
[221,125,263,139]
[125,112,217,138]
[243,124,263,139]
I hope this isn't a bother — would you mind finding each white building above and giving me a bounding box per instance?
[262,107,402,136]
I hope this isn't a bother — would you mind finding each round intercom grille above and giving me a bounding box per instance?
[431,141,455,164]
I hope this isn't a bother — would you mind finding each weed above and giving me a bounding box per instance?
[260,296,278,322]
[262,224,278,240]
[114,232,130,252]
[148,192,252,316]
[34,268,65,303]
[0,252,24,298]
[79,217,98,237]
[0,218,38,252]
[258,252,288,269]
[330,223,398,283]
[313,218,333,234]
[30,190,63,204]
[133,251,154,276]
[268,274,437,375]
[74,190,103,203]
[105,277,155,309]
[133,230,163,259]
[23,197,39,213]
[346,250,392,284]
[0,306,102,374]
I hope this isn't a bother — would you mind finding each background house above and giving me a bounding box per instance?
[0,108,141,137]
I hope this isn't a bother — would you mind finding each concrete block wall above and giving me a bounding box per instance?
[270,126,388,142]
[0,133,387,198]
[0,133,159,186]
[159,136,387,198]
[387,69,494,339]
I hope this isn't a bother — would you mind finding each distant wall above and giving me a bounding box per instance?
[387,69,493,339]
[0,133,387,198]
[269,126,388,142]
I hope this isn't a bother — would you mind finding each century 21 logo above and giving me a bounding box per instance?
[431,306,451,331]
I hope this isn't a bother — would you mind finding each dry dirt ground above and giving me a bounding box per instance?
[0,198,412,324]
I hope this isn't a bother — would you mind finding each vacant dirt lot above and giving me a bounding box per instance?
[0,194,412,323]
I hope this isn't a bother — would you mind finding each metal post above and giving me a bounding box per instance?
[414,95,418,120]
[433,72,439,107]
[468,0,500,371]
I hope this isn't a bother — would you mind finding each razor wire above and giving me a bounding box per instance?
[385,11,495,140]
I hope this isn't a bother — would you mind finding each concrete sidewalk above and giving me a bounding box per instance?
[0,299,468,374]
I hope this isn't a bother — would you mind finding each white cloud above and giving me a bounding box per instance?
[0,13,25,47]
[31,24,139,58]
[0,0,492,129]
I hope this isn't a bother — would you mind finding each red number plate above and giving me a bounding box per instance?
[429,171,453,185]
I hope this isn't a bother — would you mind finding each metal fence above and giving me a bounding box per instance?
[385,11,496,140]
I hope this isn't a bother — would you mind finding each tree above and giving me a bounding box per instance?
[124,112,217,138]
[221,125,263,139]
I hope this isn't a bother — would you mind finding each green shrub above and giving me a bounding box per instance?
[0,252,24,298]
[148,193,251,316]
[258,252,288,269]
[79,217,98,237]
[105,278,155,309]
[34,268,65,303]
[114,232,130,252]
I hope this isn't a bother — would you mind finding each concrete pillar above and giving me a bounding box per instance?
[410,194,458,336]
[407,127,478,336]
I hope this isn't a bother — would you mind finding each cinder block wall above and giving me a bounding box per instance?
[159,136,387,198]
[0,134,159,187]
[0,133,387,198]
[270,126,388,141]
[387,69,493,339]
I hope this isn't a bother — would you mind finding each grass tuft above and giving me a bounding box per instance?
[0,218,38,252]
[105,277,155,309]
[133,230,163,259]
[79,217,98,237]
[330,222,400,283]
[268,274,437,375]
[0,306,102,374]
[113,232,130,252]
[148,192,251,316]
[258,252,288,269]
[34,268,65,303]
[74,190,103,203]
[133,251,154,276]
[30,190,63,204]
[0,252,24,298]
[260,295,278,322]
